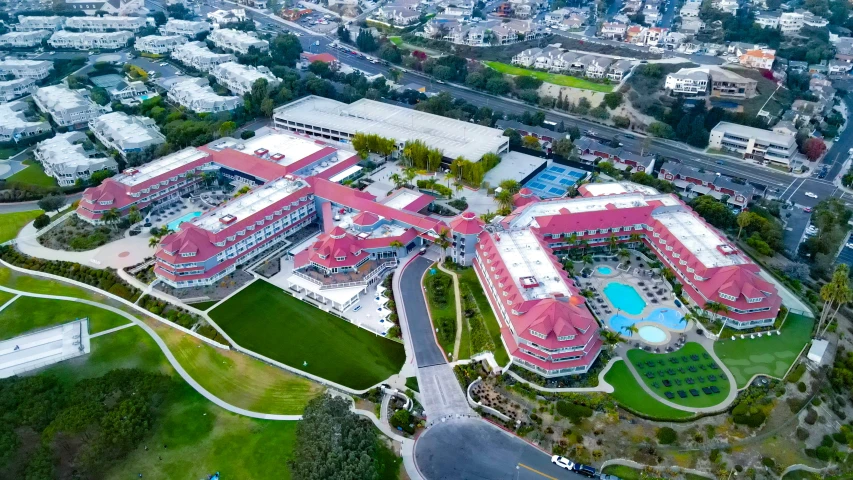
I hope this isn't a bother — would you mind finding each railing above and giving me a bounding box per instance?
[293,260,399,290]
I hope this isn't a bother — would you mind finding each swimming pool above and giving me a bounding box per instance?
[638,325,667,343]
[607,308,687,338]
[597,266,613,275]
[603,282,646,315]
[166,211,201,232]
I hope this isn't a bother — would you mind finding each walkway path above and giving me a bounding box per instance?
[504,356,619,393]
[89,321,136,338]
[435,262,464,360]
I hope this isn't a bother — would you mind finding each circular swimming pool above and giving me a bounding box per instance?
[597,266,613,275]
[638,325,667,343]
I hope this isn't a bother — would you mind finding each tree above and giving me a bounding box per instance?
[495,189,514,212]
[37,194,66,213]
[575,97,591,115]
[498,179,521,195]
[552,138,573,158]
[648,121,675,139]
[522,135,541,150]
[435,228,451,261]
[602,92,623,110]
[389,173,403,188]
[89,169,114,186]
[289,395,379,480]
[127,205,142,225]
[102,208,120,228]
[736,211,754,239]
[704,301,729,321]
[337,24,351,43]
[356,29,378,52]
[817,264,852,336]
[600,329,623,347]
[803,137,827,161]
[33,214,50,229]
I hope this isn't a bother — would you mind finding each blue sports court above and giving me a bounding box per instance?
[524,164,588,198]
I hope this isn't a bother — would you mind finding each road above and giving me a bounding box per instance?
[400,256,447,368]
[415,418,585,480]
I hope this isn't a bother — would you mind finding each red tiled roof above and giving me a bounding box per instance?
[449,211,484,235]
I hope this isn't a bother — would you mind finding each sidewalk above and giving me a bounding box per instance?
[435,262,464,360]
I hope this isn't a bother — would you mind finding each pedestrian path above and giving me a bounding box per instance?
[435,262,464,360]
[89,322,136,338]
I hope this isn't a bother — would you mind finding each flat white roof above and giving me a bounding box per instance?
[512,193,680,229]
[382,190,421,210]
[496,229,571,301]
[333,210,409,239]
[328,165,363,183]
[652,210,747,269]
[190,177,308,234]
[582,182,660,196]
[232,131,326,166]
[117,147,208,187]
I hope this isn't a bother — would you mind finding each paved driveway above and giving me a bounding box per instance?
[400,256,447,368]
[416,418,585,480]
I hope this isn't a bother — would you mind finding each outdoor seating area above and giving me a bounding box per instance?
[633,331,688,353]
[296,259,390,286]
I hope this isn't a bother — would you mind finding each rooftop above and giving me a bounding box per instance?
[219,131,326,166]
[274,96,508,161]
[653,209,747,268]
[496,228,571,301]
[580,182,660,196]
[712,121,796,147]
[511,192,680,229]
[116,148,209,187]
[333,210,409,239]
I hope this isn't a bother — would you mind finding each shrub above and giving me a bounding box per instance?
[709,449,721,463]
[761,457,775,468]
[797,381,807,393]
[555,401,593,424]
[390,408,414,434]
[240,130,255,139]
[804,408,818,425]
[656,427,677,445]
[796,427,810,441]
[815,446,834,461]
[33,214,50,229]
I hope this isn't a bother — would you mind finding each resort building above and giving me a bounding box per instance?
[134,34,187,55]
[0,59,54,80]
[15,16,65,32]
[48,31,134,50]
[0,30,51,48]
[159,19,211,38]
[35,131,118,187]
[89,112,165,159]
[0,100,51,143]
[210,62,280,96]
[63,15,148,33]
[708,122,798,165]
[657,162,756,209]
[33,84,108,128]
[168,78,241,113]
[0,77,38,101]
[273,96,509,162]
[171,41,236,72]
[207,28,269,54]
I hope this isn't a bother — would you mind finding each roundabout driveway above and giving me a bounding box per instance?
[415,418,585,480]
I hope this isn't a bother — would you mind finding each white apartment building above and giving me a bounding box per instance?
[168,78,241,113]
[15,16,65,32]
[64,0,147,15]
[665,69,708,95]
[0,100,50,143]
[108,80,148,101]
[48,31,134,50]
[64,15,148,33]
[600,22,627,39]
[35,132,118,187]
[208,28,268,55]
[755,13,779,28]
[0,30,51,48]
[0,60,54,80]
[207,8,247,28]
[210,62,280,96]
[33,84,108,128]
[709,122,798,165]
[0,77,38,101]
[135,35,187,55]
[779,11,803,34]
[89,112,165,158]
[159,19,211,38]
[711,0,738,13]
[171,41,236,72]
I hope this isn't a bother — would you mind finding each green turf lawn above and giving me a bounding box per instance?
[601,465,665,480]
[0,266,100,300]
[405,376,419,392]
[188,300,219,311]
[625,342,730,408]
[0,290,14,308]
[423,267,456,359]
[458,268,510,365]
[0,210,43,243]
[603,360,694,420]
[209,279,405,390]
[0,296,130,340]
[389,36,402,46]
[485,61,615,92]
[5,159,57,187]
[715,313,815,388]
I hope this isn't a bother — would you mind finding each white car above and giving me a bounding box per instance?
[159,62,168,66]
[847,243,853,249]
[551,455,574,470]
[805,192,818,199]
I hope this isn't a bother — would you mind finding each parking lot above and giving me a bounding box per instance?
[127,56,185,80]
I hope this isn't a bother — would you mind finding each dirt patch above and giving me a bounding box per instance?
[154,269,255,302]
[539,83,606,107]
[38,215,127,252]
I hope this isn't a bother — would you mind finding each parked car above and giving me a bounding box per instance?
[803,207,812,213]
[805,192,818,198]
[550,455,574,470]
[573,463,596,477]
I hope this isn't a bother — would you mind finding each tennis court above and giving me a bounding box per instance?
[90,74,124,89]
[523,164,588,198]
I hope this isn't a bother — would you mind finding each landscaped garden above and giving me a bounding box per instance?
[209,279,406,390]
[458,267,511,365]
[423,265,456,359]
[484,61,615,92]
[625,343,732,409]
[0,296,131,340]
[715,312,815,387]
[0,209,43,243]
[603,360,694,420]
[5,159,57,187]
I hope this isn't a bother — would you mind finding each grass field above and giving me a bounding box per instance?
[458,268,510,366]
[0,209,42,243]
[209,280,406,390]
[601,465,665,480]
[485,61,614,92]
[5,159,56,187]
[389,36,402,46]
[423,267,457,358]
[715,313,814,387]
[603,360,694,420]
[0,266,103,301]
[0,296,130,340]
[147,319,322,414]
[625,342,731,408]
[188,300,219,311]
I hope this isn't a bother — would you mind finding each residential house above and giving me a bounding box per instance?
[575,136,655,172]
[600,22,627,40]
[739,49,775,70]
[658,162,756,209]
[15,16,65,32]
[607,60,633,81]
[0,30,51,48]
[0,100,50,143]
[134,34,187,55]
[89,112,165,159]
[708,122,798,165]
[665,68,709,95]
[0,59,53,80]
[33,84,107,128]
[168,78,241,113]
[35,131,117,187]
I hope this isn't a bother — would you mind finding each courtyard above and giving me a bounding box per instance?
[208,279,406,390]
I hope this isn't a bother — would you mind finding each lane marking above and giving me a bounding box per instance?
[518,463,559,480]
[785,178,806,201]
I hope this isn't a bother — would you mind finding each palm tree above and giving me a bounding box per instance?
[148,236,160,248]
[600,329,623,347]
[403,166,418,187]
[579,239,589,256]
[704,301,729,321]
[389,240,404,249]
[498,179,521,195]
[495,189,514,212]
[823,283,853,336]
[617,248,630,261]
[608,234,617,253]
[568,233,578,247]
[629,233,642,245]
[435,228,451,261]
[444,170,454,189]
[582,255,593,271]
[736,211,753,240]
[817,264,852,336]
[621,324,639,336]
[563,259,575,275]
[102,208,119,228]
[389,173,403,189]
[424,177,439,191]
[453,180,463,197]
[127,205,142,225]
[661,268,675,282]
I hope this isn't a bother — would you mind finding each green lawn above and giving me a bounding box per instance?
[0,296,130,340]
[0,266,101,301]
[209,280,406,390]
[485,61,614,92]
[389,36,402,46]
[603,360,694,420]
[188,300,219,311]
[5,159,56,187]
[0,210,43,243]
[715,313,815,388]
[625,343,731,408]
[405,376,419,392]
[458,268,510,366]
[601,465,666,480]
[0,290,14,308]
[423,267,456,359]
